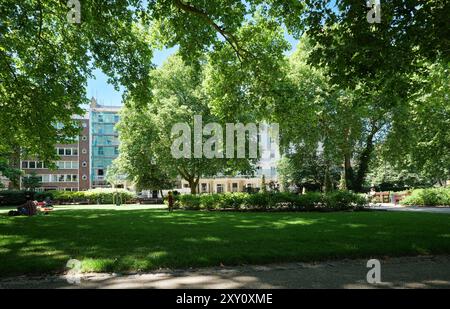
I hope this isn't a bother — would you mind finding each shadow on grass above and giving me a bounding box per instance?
[0,208,450,276]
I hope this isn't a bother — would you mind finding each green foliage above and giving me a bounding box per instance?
[83,189,136,204]
[199,194,223,210]
[382,62,450,184]
[177,194,201,210]
[401,188,450,206]
[1,0,153,160]
[365,156,435,191]
[0,190,30,205]
[323,191,367,210]
[220,193,249,210]
[32,189,136,204]
[175,191,367,211]
[294,192,323,211]
[21,172,42,191]
[302,0,448,87]
[117,54,254,194]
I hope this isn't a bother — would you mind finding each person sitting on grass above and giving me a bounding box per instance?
[17,193,37,216]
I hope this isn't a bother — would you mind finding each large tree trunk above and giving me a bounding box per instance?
[324,163,333,192]
[353,126,378,192]
[188,177,200,194]
[353,143,374,192]
[343,153,354,190]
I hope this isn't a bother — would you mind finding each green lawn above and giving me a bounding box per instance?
[0,205,449,276]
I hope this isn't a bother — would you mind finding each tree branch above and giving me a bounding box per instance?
[173,0,246,62]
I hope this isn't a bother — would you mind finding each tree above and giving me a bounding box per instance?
[1,1,154,162]
[365,153,434,191]
[117,55,254,194]
[273,38,387,192]
[22,172,42,191]
[0,154,22,189]
[302,0,449,88]
[296,1,449,191]
[382,62,450,185]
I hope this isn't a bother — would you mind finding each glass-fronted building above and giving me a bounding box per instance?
[89,98,121,188]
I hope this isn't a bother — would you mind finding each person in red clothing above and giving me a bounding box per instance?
[167,191,174,212]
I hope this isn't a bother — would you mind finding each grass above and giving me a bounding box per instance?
[0,204,450,276]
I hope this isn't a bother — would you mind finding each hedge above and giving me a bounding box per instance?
[0,189,136,205]
[0,190,31,206]
[171,191,367,211]
[401,188,450,206]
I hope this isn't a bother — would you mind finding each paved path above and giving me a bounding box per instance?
[1,255,450,289]
[368,204,450,214]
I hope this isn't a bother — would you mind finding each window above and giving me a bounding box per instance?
[114,115,119,122]
[183,184,189,188]
[82,161,87,167]
[29,161,36,169]
[72,148,78,155]
[216,184,224,193]
[36,162,43,169]
[81,136,87,141]
[82,148,87,154]
[64,148,71,156]
[114,146,119,155]
[58,148,65,155]
[97,169,104,176]
[232,183,238,192]
[201,183,207,192]
[98,147,104,155]
[72,175,78,182]
[82,122,87,128]
[98,115,103,122]
[82,175,87,180]
[21,161,28,168]
[41,175,50,183]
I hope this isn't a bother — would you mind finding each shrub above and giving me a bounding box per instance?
[218,193,244,209]
[83,188,136,204]
[323,191,367,210]
[294,192,323,210]
[401,188,450,206]
[178,194,201,210]
[200,194,223,210]
[34,191,55,201]
[0,190,31,206]
[245,193,270,210]
[175,190,368,211]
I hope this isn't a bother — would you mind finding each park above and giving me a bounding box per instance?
[0,1,449,290]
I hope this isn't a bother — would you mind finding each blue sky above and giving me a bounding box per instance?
[86,35,298,106]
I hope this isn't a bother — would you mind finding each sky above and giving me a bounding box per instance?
[86,35,299,107]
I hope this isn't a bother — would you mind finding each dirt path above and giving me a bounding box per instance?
[1,255,450,289]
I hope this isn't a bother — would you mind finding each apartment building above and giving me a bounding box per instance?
[20,118,90,191]
[89,98,121,188]
[179,130,280,194]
